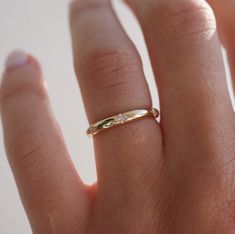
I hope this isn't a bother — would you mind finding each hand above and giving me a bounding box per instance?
[0,0,234,233]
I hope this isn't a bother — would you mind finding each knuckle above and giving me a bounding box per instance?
[148,0,216,41]
[76,46,142,91]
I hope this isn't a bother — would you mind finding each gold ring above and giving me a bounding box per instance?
[87,108,159,136]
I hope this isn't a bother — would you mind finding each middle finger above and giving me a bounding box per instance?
[126,0,234,161]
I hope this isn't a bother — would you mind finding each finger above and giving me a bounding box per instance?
[70,0,163,201]
[207,0,235,93]
[0,51,89,233]
[125,0,234,157]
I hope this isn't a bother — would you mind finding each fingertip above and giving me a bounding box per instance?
[1,50,42,87]
[0,50,45,106]
[5,50,29,71]
[4,50,41,74]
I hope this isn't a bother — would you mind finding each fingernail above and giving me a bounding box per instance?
[5,50,29,71]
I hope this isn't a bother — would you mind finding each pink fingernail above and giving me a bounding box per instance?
[5,50,29,71]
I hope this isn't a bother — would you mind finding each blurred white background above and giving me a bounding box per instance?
[0,0,234,233]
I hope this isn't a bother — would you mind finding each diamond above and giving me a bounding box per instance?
[88,126,96,135]
[152,108,159,118]
[114,114,127,124]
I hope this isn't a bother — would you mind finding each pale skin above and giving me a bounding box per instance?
[0,0,235,233]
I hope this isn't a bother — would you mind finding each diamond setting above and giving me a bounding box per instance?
[152,108,159,118]
[88,126,96,135]
[114,114,128,124]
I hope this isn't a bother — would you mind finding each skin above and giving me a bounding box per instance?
[0,0,235,233]
[207,0,235,90]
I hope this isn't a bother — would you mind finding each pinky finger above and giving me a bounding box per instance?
[0,51,89,233]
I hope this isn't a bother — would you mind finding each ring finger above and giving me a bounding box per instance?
[69,0,162,204]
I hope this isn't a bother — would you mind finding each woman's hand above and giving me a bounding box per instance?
[0,0,234,233]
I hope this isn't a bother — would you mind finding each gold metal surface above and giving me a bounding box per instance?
[87,108,159,136]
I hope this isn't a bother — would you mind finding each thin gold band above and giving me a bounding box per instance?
[87,108,159,136]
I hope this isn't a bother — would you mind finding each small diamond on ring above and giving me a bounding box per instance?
[89,126,96,134]
[114,114,127,124]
